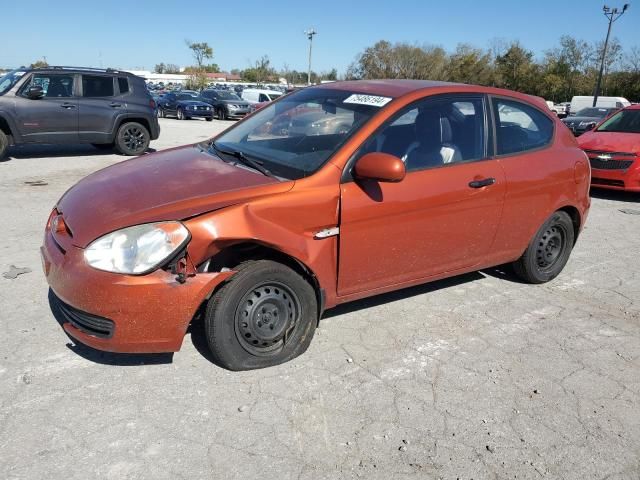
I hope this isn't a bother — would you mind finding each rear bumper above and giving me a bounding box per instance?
[150,116,161,140]
[41,227,233,353]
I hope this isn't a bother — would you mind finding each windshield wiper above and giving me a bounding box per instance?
[210,142,276,179]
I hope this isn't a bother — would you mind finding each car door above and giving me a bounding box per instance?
[13,72,78,144]
[78,74,122,143]
[337,94,506,297]
[163,93,178,114]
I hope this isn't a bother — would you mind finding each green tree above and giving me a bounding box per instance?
[494,42,536,92]
[446,44,493,85]
[30,59,49,69]
[186,41,213,68]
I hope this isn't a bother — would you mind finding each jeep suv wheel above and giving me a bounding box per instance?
[115,122,150,156]
[0,130,7,160]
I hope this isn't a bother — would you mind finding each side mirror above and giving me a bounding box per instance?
[354,152,406,183]
[26,85,44,99]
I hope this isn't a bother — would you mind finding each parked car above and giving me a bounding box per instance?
[200,89,251,120]
[569,95,630,115]
[577,104,640,191]
[0,66,159,158]
[42,80,590,370]
[562,107,618,136]
[241,88,282,106]
[157,92,213,121]
[546,100,568,118]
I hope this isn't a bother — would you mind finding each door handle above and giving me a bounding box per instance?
[468,177,496,188]
[110,102,123,108]
[60,103,76,109]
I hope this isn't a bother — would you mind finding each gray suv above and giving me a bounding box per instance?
[0,66,160,159]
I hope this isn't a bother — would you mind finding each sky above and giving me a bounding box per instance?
[1,0,638,74]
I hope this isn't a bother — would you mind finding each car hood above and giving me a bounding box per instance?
[220,99,250,106]
[563,116,602,124]
[178,100,210,107]
[57,144,288,248]
[577,131,640,154]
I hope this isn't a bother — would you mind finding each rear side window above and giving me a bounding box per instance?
[82,75,114,97]
[492,98,553,155]
[117,77,129,94]
[259,94,270,102]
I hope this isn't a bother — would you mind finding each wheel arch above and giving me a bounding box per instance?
[557,205,581,244]
[200,240,325,322]
[113,115,152,140]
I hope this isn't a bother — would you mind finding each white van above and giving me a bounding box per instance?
[569,96,630,115]
[241,89,283,106]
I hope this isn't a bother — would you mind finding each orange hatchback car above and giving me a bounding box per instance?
[42,80,590,370]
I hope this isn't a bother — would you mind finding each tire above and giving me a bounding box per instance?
[205,117,213,122]
[205,260,317,371]
[0,130,8,160]
[177,107,185,120]
[91,143,114,150]
[157,107,164,118]
[114,122,150,156]
[513,211,575,284]
[217,108,227,120]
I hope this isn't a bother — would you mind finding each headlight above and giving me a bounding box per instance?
[84,222,190,274]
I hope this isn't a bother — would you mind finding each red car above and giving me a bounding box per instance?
[577,104,640,192]
[42,80,590,370]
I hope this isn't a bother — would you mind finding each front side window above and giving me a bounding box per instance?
[354,96,486,172]
[22,73,74,98]
[493,98,553,155]
[210,88,383,179]
[596,109,640,133]
[82,75,114,97]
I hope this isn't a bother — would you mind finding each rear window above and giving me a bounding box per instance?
[493,98,554,155]
[82,75,114,97]
[118,77,129,94]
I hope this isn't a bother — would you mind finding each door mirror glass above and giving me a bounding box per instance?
[354,152,406,183]
[26,85,44,99]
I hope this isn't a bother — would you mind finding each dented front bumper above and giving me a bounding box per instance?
[41,228,233,353]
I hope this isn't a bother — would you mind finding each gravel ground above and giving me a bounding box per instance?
[1,117,639,480]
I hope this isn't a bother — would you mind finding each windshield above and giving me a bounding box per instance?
[210,88,388,179]
[575,107,613,118]
[217,90,241,100]
[0,69,27,95]
[596,109,640,133]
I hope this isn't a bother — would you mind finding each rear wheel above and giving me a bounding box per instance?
[0,130,8,160]
[115,122,150,156]
[205,260,317,371]
[513,211,575,284]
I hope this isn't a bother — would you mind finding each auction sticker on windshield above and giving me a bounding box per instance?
[343,94,392,107]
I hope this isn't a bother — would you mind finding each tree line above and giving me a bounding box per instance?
[346,37,640,101]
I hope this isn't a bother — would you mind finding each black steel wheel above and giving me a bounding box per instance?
[513,211,575,284]
[115,122,150,156]
[205,260,317,371]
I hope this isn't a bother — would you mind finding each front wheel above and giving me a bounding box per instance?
[512,211,575,284]
[177,107,185,120]
[0,130,8,160]
[157,107,164,118]
[205,260,317,371]
[217,108,227,120]
[115,122,150,156]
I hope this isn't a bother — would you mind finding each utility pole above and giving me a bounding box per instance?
[304,28,317,86]
[593,4,629,106]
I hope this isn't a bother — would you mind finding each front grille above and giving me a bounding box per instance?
[589,158,634,170]
[54,295,114,338]
[584,149,636,158]
[592,178,625,187]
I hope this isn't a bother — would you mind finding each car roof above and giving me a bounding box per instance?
[625,104,640,110]
[317,80,550,110]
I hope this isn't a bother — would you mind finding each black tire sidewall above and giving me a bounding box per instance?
[0,130,7,160]
[115,122,150,156]
[205,260,317,371]
[520,211,575,283]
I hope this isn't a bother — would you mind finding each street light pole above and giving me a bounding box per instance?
[304,28,317,86]
[593,4,629,107]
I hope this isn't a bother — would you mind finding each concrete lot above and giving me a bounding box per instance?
[1,117,639,480]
